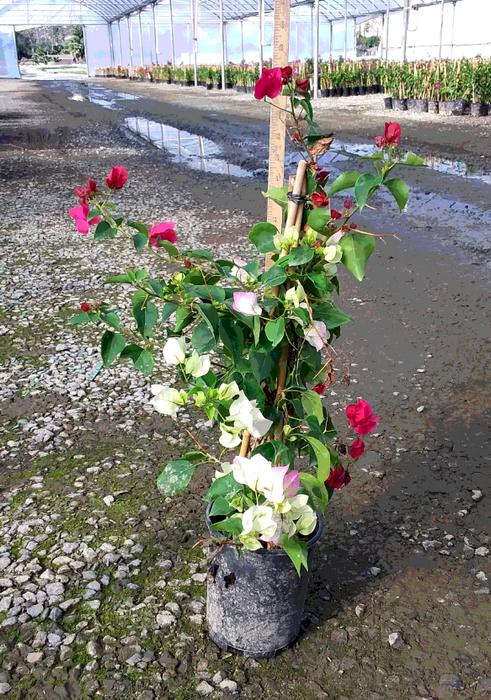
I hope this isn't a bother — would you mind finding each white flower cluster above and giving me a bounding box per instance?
[214,454,316,550]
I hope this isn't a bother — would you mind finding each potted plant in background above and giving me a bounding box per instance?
[68,68,423,658]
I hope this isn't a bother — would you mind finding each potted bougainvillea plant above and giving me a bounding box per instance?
[69,65,423,657]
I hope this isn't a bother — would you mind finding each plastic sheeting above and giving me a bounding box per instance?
[0,26,20,78]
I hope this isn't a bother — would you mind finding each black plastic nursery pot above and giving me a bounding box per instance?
[213,83,222,90]
[206,83,213,90]
[471,102,488,117]
[360,86,366,95]
[414,98,429,112]
[352,86,360,96]
[320,88,329,98]
[453,98,470,115]
[393,98,408,111]
[205,502,324,659]
[383,97,393,110]
[428,100,439,114]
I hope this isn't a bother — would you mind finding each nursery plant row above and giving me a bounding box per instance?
[96,57,491,115]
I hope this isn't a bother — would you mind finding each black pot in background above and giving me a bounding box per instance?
[345,87,352,96]
[331,87,339,97]
[205,502,324,659]
[393,98,408,111]
[320,88,329,98]
[225,82,233,89]
[360,85,366,95]
[352,86,360,96]
[471,102,488,117]
[384,96,393,110]
[206,83,213,90]
[453,98,470,115]
[338,87,345,96]
[186,80,194,87]
[428,100,439,114]
[414,98,429,113]
[213,83,221,90]
[407,98,418,111]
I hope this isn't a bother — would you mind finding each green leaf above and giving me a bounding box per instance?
[204,472,242,502]
[210,515,243,536]
[265,318,285,348]
[307,208,332,233]
[261,264,287,287]
[250,351,276,383]
[338,232,376,281]
[384,177,409,211]
[134,269,148,282]
[183,284,225,303]
[160,240,179,257]
[157,460,196,496]
[219,318,244,362]
[400,152,425,167]
[327,171,361,198]
[146,280,164,298]
[101,311,120,330]
[285,245,314,266]
[197,304,219,338]
[261,186,289,210]
[120,344,154,376]
[128,221,149,236]
[362,151,385,161]
[299,473,330,511]
[182,450,207,462]
[161,302,178,322]
[354,172,378,211]
[248,222,278,253]
[209,496,235,517]
[132,231,148,252]
[93,220,117,241]
[304,435,331,483]
[87,208,100,220]
[192,321,216,354]
[282,538,308,576]
[68,312,90,325]
[100,330,125,368]
[301,391,324,425]
[132,299,158,338]
[185,248,213,262]
[105,274,132,284]
[175,306,193,333]
[313,302,354,329]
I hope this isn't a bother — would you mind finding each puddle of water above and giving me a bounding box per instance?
[124,116,254,178]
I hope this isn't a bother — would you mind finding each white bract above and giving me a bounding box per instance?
[217,381,240,401]
[218,424,242,449]
[239,505,277,550]
[324,244,343,264]
[163,337,186,365]
[185,351,210,377]
[150,385,187,417]
[232,453,271,491]
[305,320,328,351]
[285,283,306,308]
[228,391,272,438]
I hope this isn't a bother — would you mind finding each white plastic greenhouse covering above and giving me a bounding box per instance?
[1,0,491,80]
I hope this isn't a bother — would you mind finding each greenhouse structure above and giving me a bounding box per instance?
[1,0,490,86]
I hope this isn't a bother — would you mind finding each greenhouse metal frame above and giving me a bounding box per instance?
[0,0,474,89]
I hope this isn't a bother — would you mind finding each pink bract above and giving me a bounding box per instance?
[254,68,283,100]
[105,166,128,190]
[148,222,177,247]
[346,399,381,435]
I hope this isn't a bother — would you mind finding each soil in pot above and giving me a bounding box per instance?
[428,100,439,114]
[393,98,408,111]
[205,503,324,658]
[384,97,393,110]
[471,102,488,117]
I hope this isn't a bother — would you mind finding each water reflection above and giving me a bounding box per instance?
[124,116,253,178]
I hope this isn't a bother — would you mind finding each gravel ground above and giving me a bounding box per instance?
[0,78,490,700]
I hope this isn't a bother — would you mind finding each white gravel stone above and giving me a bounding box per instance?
[26,603,44,618]
[0,683,11,695]
[475,547,490,557]
[220,680,238,693]
[388,632,404,649]
[46,582,65,596]
[156,611,176,627]
[196,681,214,695]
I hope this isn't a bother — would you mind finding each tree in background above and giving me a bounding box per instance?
[15,30,34,59]
[68,26,85,62]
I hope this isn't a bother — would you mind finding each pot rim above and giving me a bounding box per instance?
[205,500,324,555]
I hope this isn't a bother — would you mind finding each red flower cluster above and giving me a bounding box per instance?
[311,192,328,208]
[326,465,351,490]
[69,204,101,235]
[374,122,401,149]
[344,199,353,210]
[348,437,365,459]
[295,78,310,93]
[330,209,342,219]
[254,67,283,100]
[281,65,293,84]
[149,222,177,247]
[346,399,381,435]
[312,382,327,395]
[105,166,128,190]
[315,170,330,185]
[80,302,91,312]
[75,179,97,205]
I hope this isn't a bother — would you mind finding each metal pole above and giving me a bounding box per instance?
[379,13,384,60]
[401,0,410,62]
[258,0,264,72]
[385,0,390,61]
[138,10,144,65]
[344,0,348,60]
[241,20,244,62]
[169,0,176,67]
[108,23,115,67]
[118,19,124,65]
[192,0,198,86]
[450,1,456,59]
[128,15,134,71]
[314,0,320,99]
[219,0,226,90]
[310,4,314,62]
[438,0,445,59]
[152,2,159,64]
[329,20,333,61]
[83,25,90,75]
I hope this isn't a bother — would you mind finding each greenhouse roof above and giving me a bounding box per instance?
[0,0,461,26]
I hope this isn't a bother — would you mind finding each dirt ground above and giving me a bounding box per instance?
[0,77,490,700]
